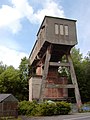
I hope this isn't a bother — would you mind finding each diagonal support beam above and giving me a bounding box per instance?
[39,45,52,102]
[67,54,82,110]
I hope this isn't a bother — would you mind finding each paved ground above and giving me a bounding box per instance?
[20,112,90,120]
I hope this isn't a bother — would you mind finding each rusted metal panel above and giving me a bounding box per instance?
[29,67,68,100]
[45,88,63,98]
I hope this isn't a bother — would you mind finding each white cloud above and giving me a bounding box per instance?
[0,5,22,33]
[0,0,65,33]
[74,4,90,56]
[0,0,33,33]
[11,0,34,19]
[0,37,21,51]
[34,0,65,23]
[0,45,28,68]
[0,0,65,68]
[11,0,65,24]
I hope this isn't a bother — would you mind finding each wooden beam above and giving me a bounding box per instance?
[46,84,75,88]
[49,62,70,67]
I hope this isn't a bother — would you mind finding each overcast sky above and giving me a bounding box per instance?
[0,0,90,68]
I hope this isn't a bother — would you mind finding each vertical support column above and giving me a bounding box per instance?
[29,78,32,101]
[67,54,82,110]
[39,45,52,102]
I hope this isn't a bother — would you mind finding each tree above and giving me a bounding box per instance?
[0,57,29,101]
[81,52,90,102]
[18,57,29,100]
[0,61,6,74]
[71,48,90,102]
[69,47,85,102]
[0,66,21,99]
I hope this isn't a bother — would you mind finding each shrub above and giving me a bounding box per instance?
[18,100,37,115]
[55,101,71,115]
[37,102,56,116]
[18,100,29,115]
[18,101,71,116]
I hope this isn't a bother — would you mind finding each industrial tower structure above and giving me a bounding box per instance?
[29,16,82,109]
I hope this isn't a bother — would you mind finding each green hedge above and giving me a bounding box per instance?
[18,100,38,116]
[55,101,71,115]
[18,101,71,116]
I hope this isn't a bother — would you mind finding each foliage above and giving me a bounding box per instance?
[58,55,70,77]
[18,101,71,116]
[0,66,21,95]
[18,57,29,100]
[0,61,6,74]
[0,117,21,120]
[0,57,29,101]
[71,48,90,102]
[81,53,90,102]
[55,101,71,115]
[71,47,83,63]
[37,102,56,116]
[58,66,69,77]
[19,57,29,80]
[18,100,37,115]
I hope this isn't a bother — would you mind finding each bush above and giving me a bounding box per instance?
[37,102,56,116]
[18,100,38,115]
[18,101,71,116]
[55,101,71,115]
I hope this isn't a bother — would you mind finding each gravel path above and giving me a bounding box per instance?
[20,115,67,120]
[20,113,90,120]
